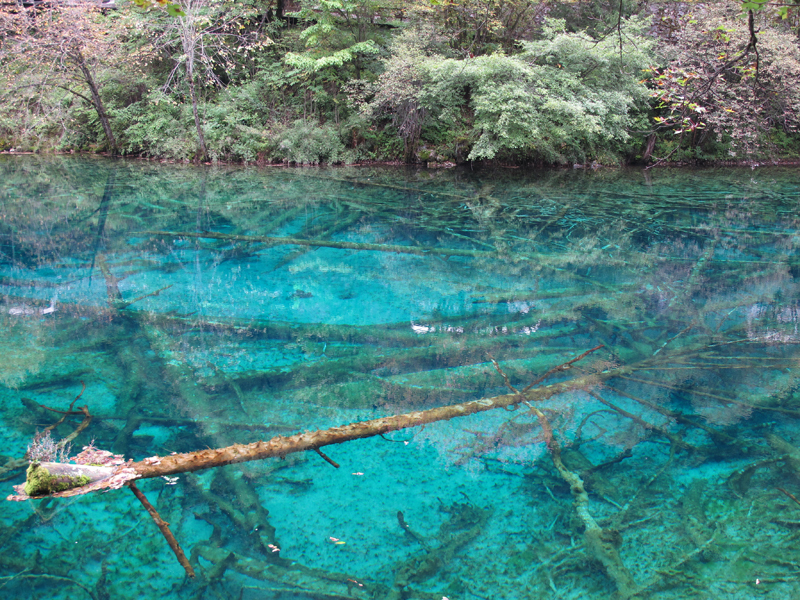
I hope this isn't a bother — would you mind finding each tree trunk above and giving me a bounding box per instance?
[74,51,117,155]
[22,462,111,497]
[186,60,208,162]
[643,132,657,161]
[8,348,616,500]
[9,345,644,596]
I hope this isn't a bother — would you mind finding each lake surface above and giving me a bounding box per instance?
[1,156,799,599]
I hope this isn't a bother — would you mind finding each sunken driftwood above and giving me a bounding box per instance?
[489,357,637,599]
[145,229,503,259]
[144,229,629,271]
[129,482,196,578]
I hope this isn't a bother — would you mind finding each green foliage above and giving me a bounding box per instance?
[0,106,63,153]
[2,0,799,165]
[285,0,393,76]
[422,54,535,160]
[418,0,543,56]
[545,0,640,36]
[203,84,277,162]
[115,91,197,160]
[768,128,800,157]
[115,87,273,162]
[364,24,445,161]
[286,40,380,72]
[417,18,653,164]
[130,0,185,17]
[276,120,350,164]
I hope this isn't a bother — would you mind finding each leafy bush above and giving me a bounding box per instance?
[202,90,273,162]
[277,120,349,164]
[3,0,798,165]
[364,24,445,162]
[0,82,75,152]
[422,54,538,161]
[416,18,654,164]
[115,91,197,160]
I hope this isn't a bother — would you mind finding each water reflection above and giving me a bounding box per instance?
[1,156,800,599]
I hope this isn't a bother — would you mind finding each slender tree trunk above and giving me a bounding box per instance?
[643,133,657,161]
[186,60,208,162]
[177,6,208,162]
[74,51,117,155]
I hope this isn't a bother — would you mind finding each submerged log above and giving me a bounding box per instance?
[145,229,505,259]
[10,345,651,597]
[144,229,633,271]
[143,307,550,348]
[203,322,574,395]
[194,544,400,599]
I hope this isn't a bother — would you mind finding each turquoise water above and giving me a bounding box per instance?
[1,156,799,599]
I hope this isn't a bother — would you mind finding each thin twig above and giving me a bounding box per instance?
[40,381,86,418]
[0,572,97,598]
[653,323,694,356]
[116,284,174,309]
[777,487,800,510]
[489,354,520,393]
[39,382,92,445]
[584,389,691,450]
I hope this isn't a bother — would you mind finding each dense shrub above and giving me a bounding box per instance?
[115,91,197,160]
[277,120,350,164]
[410,18,653,164]
[2,1,799,165]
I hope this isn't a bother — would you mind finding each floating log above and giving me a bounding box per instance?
[9,347,619,500]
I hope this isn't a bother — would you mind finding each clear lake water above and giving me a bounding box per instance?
[1,156,800,599]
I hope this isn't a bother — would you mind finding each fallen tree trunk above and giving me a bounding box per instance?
[202,322,574,395]
[9,346,614,500]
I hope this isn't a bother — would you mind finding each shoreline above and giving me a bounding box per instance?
[2,149,799,170]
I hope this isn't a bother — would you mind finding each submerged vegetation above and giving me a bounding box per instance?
[2,0,800,165]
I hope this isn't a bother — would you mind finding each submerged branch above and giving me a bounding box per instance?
[143,230,624,275]
[128,482,195,578]
[491,356,637,598]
